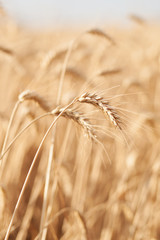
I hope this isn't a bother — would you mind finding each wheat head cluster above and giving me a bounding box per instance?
[0,14,160,240]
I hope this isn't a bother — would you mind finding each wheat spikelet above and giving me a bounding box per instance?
[78,93,122,130]
[18,90,51,112]
[51,107,96,139]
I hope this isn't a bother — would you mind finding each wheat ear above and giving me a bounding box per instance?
[78,92,122,130]
[52,107,96,139]
[18,90,51,112]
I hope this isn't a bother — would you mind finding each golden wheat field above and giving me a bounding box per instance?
[0,14,160,240]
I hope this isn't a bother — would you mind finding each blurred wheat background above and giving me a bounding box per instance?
[0,5,160,240]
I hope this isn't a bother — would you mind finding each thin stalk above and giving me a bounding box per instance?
[39,40,75,239]
[0,101,20,179]
[0,112,51,161]
[57,40,74,104]
[39,142,54,240]
[40,164,58,240]
[16,152,46,240]
[1,101,20,156]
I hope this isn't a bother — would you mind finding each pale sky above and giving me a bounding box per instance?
[2,0,160,28]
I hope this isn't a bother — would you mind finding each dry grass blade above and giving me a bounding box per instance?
[87,28,116,45]
[78,93,122,130]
